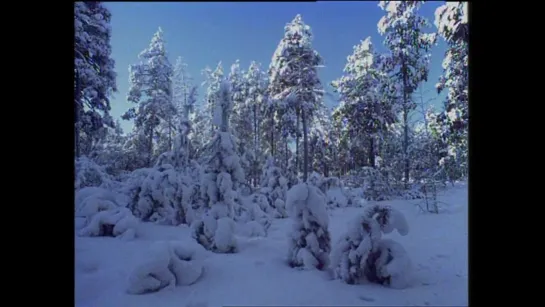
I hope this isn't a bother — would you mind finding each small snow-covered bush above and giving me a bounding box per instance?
[123,168,152,212]
[330,204,410,288]
[361,167,394,201]
[344,187,365,207]
[286,183,331,270]
[133,164,194,225]
[235,194,272,236]
[192,213,237,253]
[364,238,412,289]
[260,157,288,217]
[75,186,121,216]
[127,241,204,294]
[75,156,115,190]
[78,207,139,240]
[320,177,347,208]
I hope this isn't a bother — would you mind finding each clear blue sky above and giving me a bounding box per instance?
[105,1,447,133]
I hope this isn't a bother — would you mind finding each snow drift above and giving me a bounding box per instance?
[127,240,205,294]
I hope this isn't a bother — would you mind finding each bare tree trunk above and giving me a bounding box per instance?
[148,126,154,167]
[74,71,81,158]
[296,107,300,171]
[302,109,309,182]
[285,138,289,170]
[270,110,275,157]
[168,117,172,151]
[402,57,410,190]
[369,138,375,168]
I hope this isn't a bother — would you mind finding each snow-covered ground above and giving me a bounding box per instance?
[75,182,467,307]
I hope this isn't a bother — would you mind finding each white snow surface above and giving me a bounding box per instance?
[76,181,468,307]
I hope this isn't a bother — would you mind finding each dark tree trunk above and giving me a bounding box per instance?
[270,111,275,157]
[302,109,309,182]
[369,137,375,168]
[296,107,300,172]
[74,72,81,158]
[402,57,410,190]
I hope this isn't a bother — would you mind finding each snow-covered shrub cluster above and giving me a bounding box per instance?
[330,204,411,288]
[260,157,288,218]
[127,241,204,294]
[75,156,115,190]
[79,207,139,240]
[344,187,365,207]
[235,194,272,237]
[76,187,139,240]
[306,173,348,209]
[286,183,331,270]
[360,167,394,201]
[75,187,122,218]
[132,164,194,225]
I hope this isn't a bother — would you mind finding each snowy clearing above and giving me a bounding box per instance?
[75,182,467,307]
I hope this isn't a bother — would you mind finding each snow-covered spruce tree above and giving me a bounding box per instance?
[74,1,117,158]
[331,37,396,179]
[378,1,437,189]
[286,182,331,270]
[260,156,289,218]
[268,14,325,181]
[122,27,176,167]
[192,80,243,253]
[330,204,411,288]
[434,1,468,179]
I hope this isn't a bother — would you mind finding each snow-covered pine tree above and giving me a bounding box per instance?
[331,37,395,179]
[434,1,468,179]
[268,14,325,182]
[378,1,437,189]
[122,27,176,167]
[201,62,225,139]
[330,204,411,288]
[243,62,268,187]
[286,182,331,270]
[229,60,253,184]
[74,1,117,158]
[192,80,243,253]
[172,56,194,122]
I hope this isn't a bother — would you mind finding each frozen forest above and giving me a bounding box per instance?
[75,1,469,306]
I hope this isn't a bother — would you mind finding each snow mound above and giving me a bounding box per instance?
[127,240,204,294]
[326,187,348,208]
[286,183,331,270]
[75,187,122,219]
[78,207,139,240]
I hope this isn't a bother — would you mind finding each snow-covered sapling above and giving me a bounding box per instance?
[127,241,204,294]
[330,204,411,288]
[286,183,331,270]
[260,156,289,218]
